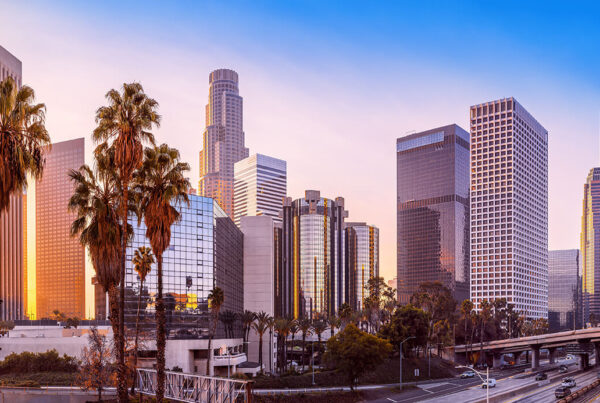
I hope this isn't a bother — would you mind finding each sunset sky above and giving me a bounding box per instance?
[2,0,600,290]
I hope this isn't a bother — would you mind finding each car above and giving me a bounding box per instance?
[555,386,571,399]
[460,371,475,379]
[481,379,496,389]
[561,378,576,388]
[535,372,548,381]
[500,364,512,370]
[558,365,568,373]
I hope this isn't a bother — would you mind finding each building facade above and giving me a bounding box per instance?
[581,168,600,325]
[345,222,379,311]
[280,190,348,319]
[234,154,286,227]
[124,195,244,338]
[199,69,249,219]
[470,98,548,318]
[36,138,86,319]
[548,249,580,332]
[396,124,470,304]
[0,46,24,320]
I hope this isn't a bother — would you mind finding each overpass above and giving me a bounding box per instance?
[454,327,600,371]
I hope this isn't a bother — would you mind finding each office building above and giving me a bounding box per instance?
[548,249,580,332]
[0,46,24,320]
[345,222,379,311]
[234,154,287,227]
[396,124,470,304]
[241,216,277,372]
[581,168,600,325]
[199,69,249,219]
[124,195,244,338]
[470,98,548,318]
[36,138,86,319]
[280,190,348,319]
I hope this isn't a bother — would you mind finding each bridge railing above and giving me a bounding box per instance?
[137,368,250,403]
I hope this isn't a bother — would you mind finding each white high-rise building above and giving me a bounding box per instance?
[233,154,286,227]
[469,97,548,319]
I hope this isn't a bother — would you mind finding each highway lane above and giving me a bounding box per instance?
[507,370,598,403]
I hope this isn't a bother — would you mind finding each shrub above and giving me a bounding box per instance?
[0,350,79,374]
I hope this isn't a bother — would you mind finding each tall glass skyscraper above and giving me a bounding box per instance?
[199,69,249,219]
[124,195,243,338]
[0,45,24,320]
[233,153,287,227]
[581,168,600,325]
[548,249,580,332]
[345,222,379,311]
[470,98,548,318]
[280,190,348,319]
[396,124,470,304]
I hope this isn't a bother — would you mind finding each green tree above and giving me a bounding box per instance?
[379,304,429,356]
[206,287,225,375]
[251,312,272,373]
[324,323,392,390]
[241,310,256,355]
[134,143,189,401]
[410,282,456,350]
[93,82,160,402]
[298,318,312,369]
[328,315,341,338]
[339,303,352,329]
[274,318,293,373]
[0,76,50,214]
[0,321,15,337]
[311,319,328,345]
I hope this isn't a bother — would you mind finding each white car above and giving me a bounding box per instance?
[481,378,497,388]
[460,371,475,379]
[561,378,576,388]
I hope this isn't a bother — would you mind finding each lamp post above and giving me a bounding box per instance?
[399,336,415,391]
[457,365,489,403]
[311,339,315,385]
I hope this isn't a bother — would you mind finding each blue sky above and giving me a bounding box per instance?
[2,1,600,282]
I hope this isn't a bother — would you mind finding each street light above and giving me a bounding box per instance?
[457,365,490,403]
[399,336,415,391]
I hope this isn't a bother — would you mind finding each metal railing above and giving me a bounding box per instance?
[137,368,250,403]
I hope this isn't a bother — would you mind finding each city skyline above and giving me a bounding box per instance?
[1,2,599,285]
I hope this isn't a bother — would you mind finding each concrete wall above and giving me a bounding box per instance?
[241,216,276,372]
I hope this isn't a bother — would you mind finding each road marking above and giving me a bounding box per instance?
[386,398,398,403]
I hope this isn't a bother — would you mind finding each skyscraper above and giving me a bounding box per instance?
[0,45,24,320]
[396,124,470,304]
[280,190,348,319]
[581,168,600,324]
[548,249,580,332]
[199,69,249,219]
[345,222,379,311]
[234,153,286,227]
[469,98,548,318]
[36,138,86,319]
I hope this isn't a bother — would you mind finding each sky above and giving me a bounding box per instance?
[2,0,600,290]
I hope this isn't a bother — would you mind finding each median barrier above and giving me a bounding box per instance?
[557,379,600,403]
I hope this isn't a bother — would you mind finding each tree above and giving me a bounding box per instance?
[51,310,67,322]
[274,318,293,373]
[93,82,160,402]
[311,319,328,345]
[364,277,393,333]
[220,310,236,339]
[339,303,352,329]
[240,310,256,355]
[379,304,429,356]
[206,287,224,376]
[65,317,80,329]
[251,312,272,373]
[134,144,189,399]
[69,144,126,342]
[478,299,493,363]
[328,315,341,338]
[298,318,312,369]
[410,282,456,350]
[324,323,391,390]
[131,246,154,394]
[0,321,15,337]
[79,327,114,402]
[0,76,50,214]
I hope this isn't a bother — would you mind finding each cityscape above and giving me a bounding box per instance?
[0,2,599,403]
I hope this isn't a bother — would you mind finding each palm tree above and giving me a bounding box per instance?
[207,287,225,376]
[298,318,312,370]
[252,312,272,373]
[274,318,293,373]
[0,76,50,213]
[241,310,256,355]
[93,82,160,402]
[133,144,189,401]
[68,145,124,340]
[311,319,327,345]
[339,303,352,330]
[220,310,236,338]
[131,246,154,393]
[267,316,275,373]
[289,320,298,351]
[328,315,341,338]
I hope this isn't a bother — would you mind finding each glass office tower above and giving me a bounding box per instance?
[548,249,580,332]
[281,190,348,319]
[396,124,470,304]
[581,168,600,325]
[470,98,548,318]
[124,195,243,338]
[345,222,379,311]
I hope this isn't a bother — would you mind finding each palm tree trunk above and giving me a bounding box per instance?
[118,185,129,403]
[156,255,166,402]
[258,333,263,372]
[207,336,213,375]
[108,285,120,343]
[131,280,144,394]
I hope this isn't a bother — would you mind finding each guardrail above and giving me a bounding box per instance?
[137,368,251,402]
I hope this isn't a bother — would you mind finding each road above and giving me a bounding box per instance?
[507,370,598,402]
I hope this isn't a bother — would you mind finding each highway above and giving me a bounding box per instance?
[507,370,599,402]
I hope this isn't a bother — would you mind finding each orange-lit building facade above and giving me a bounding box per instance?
[36,138,85,319]
[199,69,249,218]
[345,222,379,311]
[0,45,24,320]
